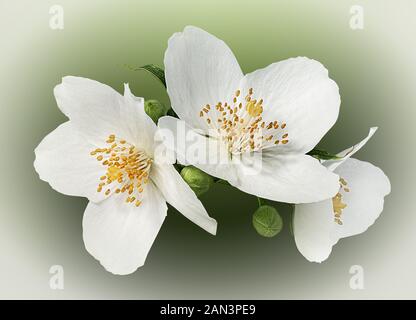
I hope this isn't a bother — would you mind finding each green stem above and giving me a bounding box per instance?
[214,178,230,185]
[257,197,265,207]
[289,204,295,237]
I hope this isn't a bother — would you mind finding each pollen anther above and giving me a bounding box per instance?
[198,88,289,154]
[90,134,151,206]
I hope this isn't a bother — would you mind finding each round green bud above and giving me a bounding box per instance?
[180,166,214,197]
[144,99,167,123]
[252,205,283,237]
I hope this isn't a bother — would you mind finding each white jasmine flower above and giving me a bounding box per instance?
[293,127,391,262]
[34,76,217,275]
[159,26,341,203]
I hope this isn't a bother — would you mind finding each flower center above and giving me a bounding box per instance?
[332,178,350,225]
[90,134,152,207]
[199,88,289,154]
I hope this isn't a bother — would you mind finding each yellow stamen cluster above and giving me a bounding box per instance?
[90,134,152,207]
[332,178,350,225]
[199,88,289,154]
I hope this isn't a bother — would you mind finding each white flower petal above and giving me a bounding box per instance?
[332,158,391,239]
[54,76,128,143]
[239,57,340,154]
[150,163,217,235]
[164,26,243,131]
[34,121,109,202]
[122,83,157,156]
[293,158,390,263]
[293,199,335,262]
[82,182,167,275]
[233,150,340,204]
[324,127,377,172]
[158,116,239,185]
[54,77,154,152]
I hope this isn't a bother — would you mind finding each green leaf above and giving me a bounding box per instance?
[136,64,166,88]
[307,148,341,160]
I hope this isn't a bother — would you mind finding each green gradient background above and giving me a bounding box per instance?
[1,0,415,299]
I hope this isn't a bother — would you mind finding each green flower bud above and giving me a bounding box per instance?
[144,99,167,123]
[252,205,283,237]
[180,166,214,197]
